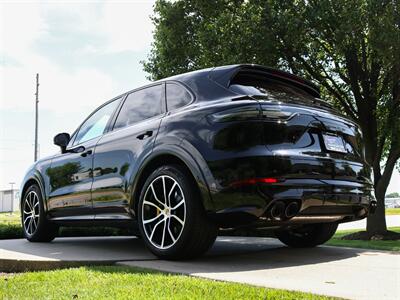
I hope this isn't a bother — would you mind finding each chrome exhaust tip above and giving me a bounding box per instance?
[270,201,286,220]
[284,201,300,219]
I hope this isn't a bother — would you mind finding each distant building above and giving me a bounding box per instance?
[0,189,20,212]
[385,197,400,208]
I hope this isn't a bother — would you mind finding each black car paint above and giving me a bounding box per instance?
[20,64,376,230]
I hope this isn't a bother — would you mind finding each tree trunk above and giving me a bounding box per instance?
[366,187,387,235]
[367,145,399,235]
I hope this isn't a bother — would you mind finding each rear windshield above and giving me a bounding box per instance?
[229,72,323,104]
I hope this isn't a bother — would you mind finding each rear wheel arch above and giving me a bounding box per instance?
[131,151,213,217]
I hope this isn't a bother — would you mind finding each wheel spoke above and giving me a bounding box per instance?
[150,184,165,208]
[160,219,167,248]
[25,198,32,211]
[143,213,162,225]
[28,218,33,234]
[167,219,176,243]
[161,176,169,206]
[29,193,34,211]
[24,215,32,224]
[32,216,38,229]
[170,214,184,226]
[171,199,184,210]
[23,210,31,215]
[167,182,177,205]
[149,218,165,241]
[143,200,163,212]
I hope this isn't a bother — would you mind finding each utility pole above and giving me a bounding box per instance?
[34,73,39,162]
[9,182,15,213]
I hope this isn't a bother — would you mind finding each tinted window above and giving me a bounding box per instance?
[74,99,120,145]
[114,85,163,130]
[166,83,192,111]
[229,73,314,101]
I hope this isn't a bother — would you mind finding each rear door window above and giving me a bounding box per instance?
[114,84,163,130]
[166,83,192,111]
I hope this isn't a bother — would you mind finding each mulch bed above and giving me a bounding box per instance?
[341,230,400,241]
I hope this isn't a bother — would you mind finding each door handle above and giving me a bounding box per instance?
[80,150,93,157]
[136,130,153,140]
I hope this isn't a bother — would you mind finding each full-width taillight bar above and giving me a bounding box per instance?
[208,105,294,123]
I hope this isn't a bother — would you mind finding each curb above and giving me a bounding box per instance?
[0,259,118,272]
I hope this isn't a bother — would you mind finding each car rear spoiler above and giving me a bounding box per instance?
[208,64,320,98]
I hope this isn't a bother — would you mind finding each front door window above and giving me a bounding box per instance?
[73,99,120,146]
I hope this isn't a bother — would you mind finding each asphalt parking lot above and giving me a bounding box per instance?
[1,236,399,300]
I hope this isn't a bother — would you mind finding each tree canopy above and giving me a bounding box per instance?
[386,192,400,198]
[143,0,400,236]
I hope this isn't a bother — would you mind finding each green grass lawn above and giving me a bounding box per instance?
[0,212,20,224]
[0,266,336,300]
[0,212,22,239]
[385,208,400,215]
[326,227,400,251]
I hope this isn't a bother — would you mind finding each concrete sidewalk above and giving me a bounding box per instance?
[0,236,155,271]
[1,236,399,299]
[120,237,400,300]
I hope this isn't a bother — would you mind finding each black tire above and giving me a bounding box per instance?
[22,184,58,242]
[138,164,217,260]
[275,222,338,248]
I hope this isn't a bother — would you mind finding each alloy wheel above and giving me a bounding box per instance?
[141,175,186,250]
[23,191,40,236]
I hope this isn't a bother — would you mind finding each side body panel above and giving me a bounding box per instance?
[91,116,163,219]
[46,138,99,218]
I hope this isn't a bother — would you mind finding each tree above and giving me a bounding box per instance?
[143,0,279,79]
[144,0,400,237]
[386,192,400,198]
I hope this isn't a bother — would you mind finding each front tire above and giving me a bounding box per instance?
[22,184,58,242]
[138,165,217,260]
[275,223,338,248]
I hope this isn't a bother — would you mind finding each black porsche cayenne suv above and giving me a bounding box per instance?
[20,64,376,259]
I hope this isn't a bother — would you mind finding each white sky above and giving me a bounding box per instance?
[0,0,155,190]
[0,0,399,193]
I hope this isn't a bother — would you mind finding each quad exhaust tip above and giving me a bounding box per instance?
[268,200,300,221]
[270,201,286,219]
[285,201,300,219]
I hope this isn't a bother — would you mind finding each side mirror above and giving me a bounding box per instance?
[54,133,70,153]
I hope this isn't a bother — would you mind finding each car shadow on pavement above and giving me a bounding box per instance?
[127,235,364,274]
[0,236,155,262]
[0,235,365,273]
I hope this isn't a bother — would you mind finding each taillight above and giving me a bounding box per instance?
[261,108,293,120]
[208,105,294,123]
[230,177,284,188]
[208,106,260,123]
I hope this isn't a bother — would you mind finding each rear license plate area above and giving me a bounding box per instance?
[322,133,346,153]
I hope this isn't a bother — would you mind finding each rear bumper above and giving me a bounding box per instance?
[206,156,375,228]
[210,179,376,228]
